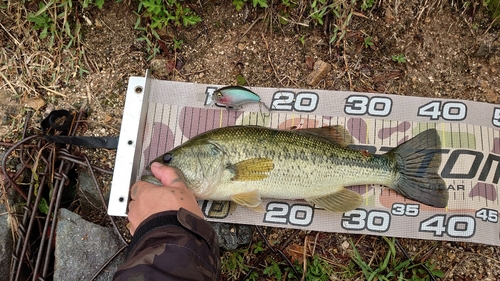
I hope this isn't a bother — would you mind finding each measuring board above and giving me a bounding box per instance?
[109,75,500,246]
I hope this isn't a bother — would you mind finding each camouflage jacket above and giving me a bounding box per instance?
[114,208,221,281]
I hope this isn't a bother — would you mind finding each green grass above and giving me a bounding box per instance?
[349,237,444,281]
[19,0,500,66]
[23,0,201,61]
[134,0,201,60]
[484,0,500,23]
[221,240,336,280]
[392,54,407,63]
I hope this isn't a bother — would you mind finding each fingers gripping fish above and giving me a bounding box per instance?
[142,125,448,213]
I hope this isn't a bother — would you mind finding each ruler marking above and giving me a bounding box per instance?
[211,108,217,129]
[173,105,180,147]
[150,103,156,161]
[166,105,175,153]
[458,122,462,148]
[494,185,500,206]
[484,181,489,207]
[203,107,208,134]
[144,103,153,164]
[468,123,472,149]
[480,125,484,151]
[218,109,222,128]
[189,107,195,139]
[381,119,385,146]
[156,103,165,160]
[157,103,165,159]
[196,107,203,135]
[142,103,149,164]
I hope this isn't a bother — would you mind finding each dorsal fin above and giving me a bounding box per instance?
[294,125,354,147]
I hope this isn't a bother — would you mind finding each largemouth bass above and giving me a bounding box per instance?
[142,125,448,212]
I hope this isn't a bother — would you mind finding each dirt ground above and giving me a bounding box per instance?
[1,0,500,280]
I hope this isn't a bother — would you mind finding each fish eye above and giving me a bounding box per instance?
[216,92,223,97]
[162,153,173,164]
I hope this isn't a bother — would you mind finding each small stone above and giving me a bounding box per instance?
[150,58,170,77]
[104,114,112,123]
[237,43,245,51]
[94,19,103,28]
[307,60,331,86]
[342,240,350,250]
[448,252,456,260]
[385,8,395,23]
[484,89,497,103]
[305,56,315,70]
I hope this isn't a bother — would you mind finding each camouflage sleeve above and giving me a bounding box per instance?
[113,208,220,281]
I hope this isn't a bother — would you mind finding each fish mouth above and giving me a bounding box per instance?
[141,164,153,177]
[139,165,161,185]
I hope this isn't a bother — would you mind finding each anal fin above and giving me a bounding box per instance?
[306,188,363,212]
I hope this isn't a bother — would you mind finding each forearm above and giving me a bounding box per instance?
[114,208,220,281]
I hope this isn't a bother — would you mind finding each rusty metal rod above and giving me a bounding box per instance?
[31,147,59,280]
[2,134,41,201]
[83,154,127,246]
[58,153,113,175]
[88,245,128,281]
[13,164,49,281]
[5,108,122,281]
[41,159,73,279]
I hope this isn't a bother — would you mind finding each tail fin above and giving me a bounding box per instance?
[388,129,448,208]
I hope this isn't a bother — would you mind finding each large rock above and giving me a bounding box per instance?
[54,209,125,281]
[211,222,254,251]
[77,169,109,216]
[0,204,13,281]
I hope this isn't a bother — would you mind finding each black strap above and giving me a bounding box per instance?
[43,136,119,149]
[41,110,119,149]
[41,110,74,135]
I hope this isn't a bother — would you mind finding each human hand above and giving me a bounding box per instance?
[127,162,203,235]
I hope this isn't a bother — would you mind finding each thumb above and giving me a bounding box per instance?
[150,162,188,188]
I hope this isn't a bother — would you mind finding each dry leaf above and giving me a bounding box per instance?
[24,97,46,111]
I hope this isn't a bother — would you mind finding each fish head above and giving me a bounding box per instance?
[146,139,226,199]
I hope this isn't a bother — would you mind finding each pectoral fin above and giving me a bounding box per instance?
[306,188,363,212]
[230,158,274,181]
[230,190,265,212]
